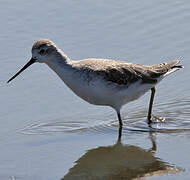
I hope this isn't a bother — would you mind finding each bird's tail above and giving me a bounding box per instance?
[163,60,183,76]
[151,60,183,77]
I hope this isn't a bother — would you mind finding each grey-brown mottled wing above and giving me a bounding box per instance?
[72,59,182,86]
[132,60,183,84]
[95,64,159,85]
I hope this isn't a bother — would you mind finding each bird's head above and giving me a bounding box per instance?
[7,39,59,83]
[31,39,58,63]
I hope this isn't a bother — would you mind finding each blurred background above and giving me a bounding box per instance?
[0,0,190,179]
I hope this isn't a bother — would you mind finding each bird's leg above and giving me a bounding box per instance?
[118,125,122,142]
[116,110,123,141]
[117,112,123,128]
[147,87,156,124]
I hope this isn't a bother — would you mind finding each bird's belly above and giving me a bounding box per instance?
[63,74,154,108]
[107,81,154,109]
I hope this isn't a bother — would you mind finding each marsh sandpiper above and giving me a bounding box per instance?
[7,39,183,128]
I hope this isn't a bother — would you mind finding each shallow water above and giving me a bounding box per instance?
[1,0,190,179]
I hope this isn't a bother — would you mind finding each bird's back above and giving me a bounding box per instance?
[71,58,183,86]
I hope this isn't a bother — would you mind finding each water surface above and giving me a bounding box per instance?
[1,0,190,179]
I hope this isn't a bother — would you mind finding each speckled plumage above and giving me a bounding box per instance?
[71,58,182,85]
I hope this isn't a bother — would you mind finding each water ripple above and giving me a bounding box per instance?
[20,116,190,135]
[20,98,190,135]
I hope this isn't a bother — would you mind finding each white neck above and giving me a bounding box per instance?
[45,50,73,82]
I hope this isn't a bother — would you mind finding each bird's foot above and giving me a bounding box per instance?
[148,115,165,124]
[153,116,165,122]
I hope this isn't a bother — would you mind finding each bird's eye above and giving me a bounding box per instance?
[39,49,45,55]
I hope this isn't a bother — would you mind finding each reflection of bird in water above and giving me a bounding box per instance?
[62,133,181,180]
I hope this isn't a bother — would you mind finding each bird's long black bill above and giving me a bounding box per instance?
[7,58,36,83]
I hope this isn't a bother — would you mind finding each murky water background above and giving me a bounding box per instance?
[1,0,190,179]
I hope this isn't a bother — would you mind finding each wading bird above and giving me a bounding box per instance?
[7,39,183,128]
